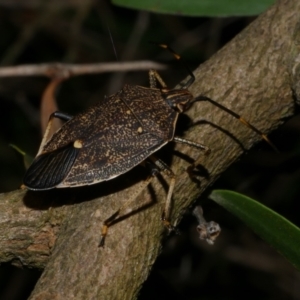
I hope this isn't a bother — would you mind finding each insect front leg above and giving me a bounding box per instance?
[37,111,73,156]
[149,69,167,88]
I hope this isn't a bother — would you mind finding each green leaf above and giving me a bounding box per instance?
[10,144,34,170]
[209,190,300,270]
[112,0,276,17]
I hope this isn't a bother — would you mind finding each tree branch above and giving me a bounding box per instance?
[0,61,166,79]
[0,0,298,298]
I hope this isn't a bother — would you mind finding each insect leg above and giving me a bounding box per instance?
[37,111,73,156]
[149,69,167,88]
[173,136,211,180]
[99,173,155,247]
[148,156,177,232]
[100,156,179,247]
[51,111,73,121]
[155,44,277,152]
[173,136,211,154]
[193,95,279,152]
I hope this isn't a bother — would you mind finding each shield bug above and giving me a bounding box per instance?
[23,44,277,246]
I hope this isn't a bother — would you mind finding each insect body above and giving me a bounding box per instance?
[24,84,189,189]
[23,45,276,245]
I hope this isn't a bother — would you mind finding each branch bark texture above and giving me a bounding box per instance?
[0,0,299,298]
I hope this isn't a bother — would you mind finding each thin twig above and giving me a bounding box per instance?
[0,61,166,79]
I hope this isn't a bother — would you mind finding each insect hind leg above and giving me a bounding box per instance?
[99,156,179,247]
[99,171,156,247]
[147,156,178,233]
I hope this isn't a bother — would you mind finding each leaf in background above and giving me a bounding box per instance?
[10,144,34,169]
[209,190,300,270]
[112,0,276,17]
[40,78,64,136]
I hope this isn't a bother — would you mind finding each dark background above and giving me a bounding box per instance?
[0,1,299,299]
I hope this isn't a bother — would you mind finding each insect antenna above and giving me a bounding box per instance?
[155,43,278,152]
[154,43,195,89]
[107,24,119,61]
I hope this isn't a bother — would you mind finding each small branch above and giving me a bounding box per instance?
[0,61,166,79]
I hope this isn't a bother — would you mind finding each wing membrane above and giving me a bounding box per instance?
[24,143,79,190]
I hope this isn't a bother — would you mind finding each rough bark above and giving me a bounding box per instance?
[0,0,299,298]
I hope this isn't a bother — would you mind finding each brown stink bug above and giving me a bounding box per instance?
[23,44,277,246]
